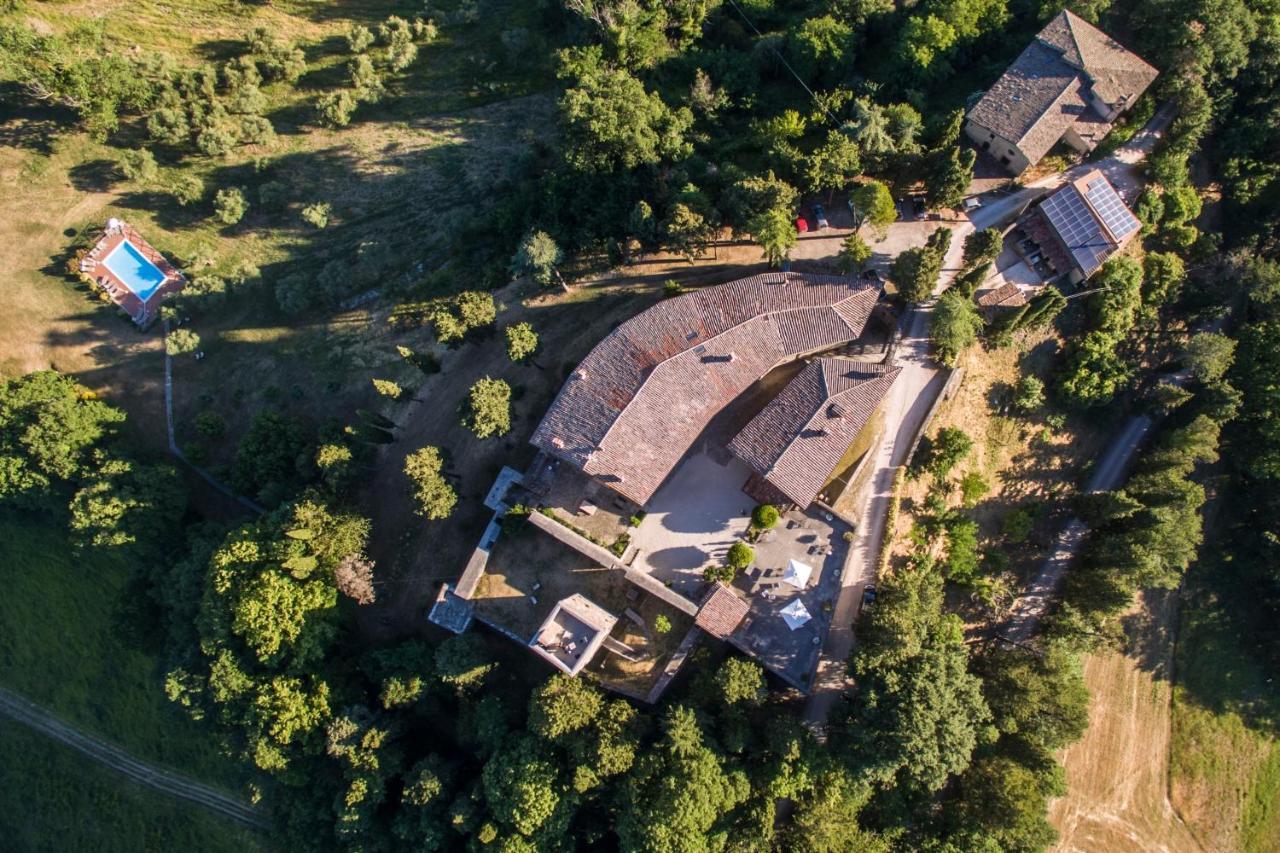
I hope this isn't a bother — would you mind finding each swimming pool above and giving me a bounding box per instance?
[102,239,167,301]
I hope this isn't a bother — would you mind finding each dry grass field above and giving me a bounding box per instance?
[1049,591,1201,853]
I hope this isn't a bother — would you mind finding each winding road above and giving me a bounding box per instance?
[804,105,1176,726]
[0,686,269,831]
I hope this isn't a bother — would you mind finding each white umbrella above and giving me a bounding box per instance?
[783,559,813,589]
[780,598,812,631]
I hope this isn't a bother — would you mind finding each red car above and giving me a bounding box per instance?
[794,216,809,233]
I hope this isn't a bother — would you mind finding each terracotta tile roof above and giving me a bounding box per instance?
[530,273,881,505]
[976,282,1027,308]
[728,359,900,508]
[966,11,1156,167]
[695,582,750,639]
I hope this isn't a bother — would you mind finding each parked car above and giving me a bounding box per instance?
[911,195,927,219]
[861,584,878,608]
[812,203,829,230]
[963,196,982,212]
[794,215,809,234]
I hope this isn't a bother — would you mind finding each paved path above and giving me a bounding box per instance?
[1000,415,1154,644]
[0,686,269,830]
[803,105,1176,725]
[162,321,264,515]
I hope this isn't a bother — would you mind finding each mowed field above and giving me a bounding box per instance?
[0,516,248,789]
[1048,591,1200,853]
[0,719,264,853]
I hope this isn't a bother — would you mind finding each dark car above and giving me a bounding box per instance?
[861,585,878,608]
[812,203,829,230]
[911,196,927,219]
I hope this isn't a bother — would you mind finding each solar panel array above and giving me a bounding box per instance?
[1038,184,1115,274]
[1084,177,1141,241]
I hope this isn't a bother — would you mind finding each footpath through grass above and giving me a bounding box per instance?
[1171,554,1280,852]
[0,515,245,791]
[0,719,264,853]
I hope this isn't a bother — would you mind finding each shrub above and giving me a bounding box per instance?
[195,410,226,438]
[913,427,971,480]
[751,504,780,529]
[431,307,466,344]
[212,187,249,224]
[372,378,403,400]
[1002,507,1035,543]
[403,446,457,520]
[727,541,754,570]
[346,24,375,53]
[165,328,200,356]
[172,173,205,206]
[653,614,672,634]
[456,291,497,330]
[505,322,539,362]
[1013,376,1045,412]
[301,202,331,229]
[118,149,158,184]
[960,471,989,508]
[463,377,511,438]
[663,279,684,297]
[316,90,358,128]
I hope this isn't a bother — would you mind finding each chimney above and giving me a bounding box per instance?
[551,437,565,449]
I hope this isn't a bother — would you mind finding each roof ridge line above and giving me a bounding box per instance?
[585,280,874,468]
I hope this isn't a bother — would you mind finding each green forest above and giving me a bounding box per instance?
[1,0,1279,850]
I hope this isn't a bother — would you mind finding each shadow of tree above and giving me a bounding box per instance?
[68,159,121,193]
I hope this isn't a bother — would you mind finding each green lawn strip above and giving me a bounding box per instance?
[0,516,243,790]
[1171,554,1280,850]
[0,719,265,853]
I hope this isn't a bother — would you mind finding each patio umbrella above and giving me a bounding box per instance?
[783,559,814,588]
[780,598,812,631]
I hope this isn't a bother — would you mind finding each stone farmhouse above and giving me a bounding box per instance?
[964,10,1157,175]
[433,273,898,697]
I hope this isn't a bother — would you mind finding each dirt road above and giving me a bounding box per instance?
[0,686,268,830]
[1001,414,1154,643]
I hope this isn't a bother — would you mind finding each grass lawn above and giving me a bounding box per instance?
[1170,553,1280,853]
[0,515,247,791]
[0,719,265,853]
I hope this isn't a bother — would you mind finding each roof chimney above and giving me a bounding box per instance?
[551,437,565,449]
[575,368,588,380]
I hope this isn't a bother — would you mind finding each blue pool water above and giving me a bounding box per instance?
[102,239,167,301]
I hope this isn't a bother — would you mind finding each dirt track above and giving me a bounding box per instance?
[0,686,268,830]
[1049,591,1201,853]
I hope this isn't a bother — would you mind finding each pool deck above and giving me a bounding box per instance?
[79,220,185,327]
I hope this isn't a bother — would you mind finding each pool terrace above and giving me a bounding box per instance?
[79,219,185,327]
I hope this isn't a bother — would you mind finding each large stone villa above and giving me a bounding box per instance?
[964,10,1157,176]
[431,273,899,697]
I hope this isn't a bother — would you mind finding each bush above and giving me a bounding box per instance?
[727,541,754,570]
[751,504,779,529]
[301,202,331,229]
[171,173,205,206]
[118,149,158,184]
[404,446,457,520]
[165,328,200,356]
[653,614,672,634]
[505,322,539,362]
[194,410,226,439]
[457,291,497,330]
[913,427,972,480]
[212,187,248,224]
[663,279,684,297]
[463,377,511,439]
[346,24,375,53]
[316,90,358,128]
[1013,376,1045,412]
